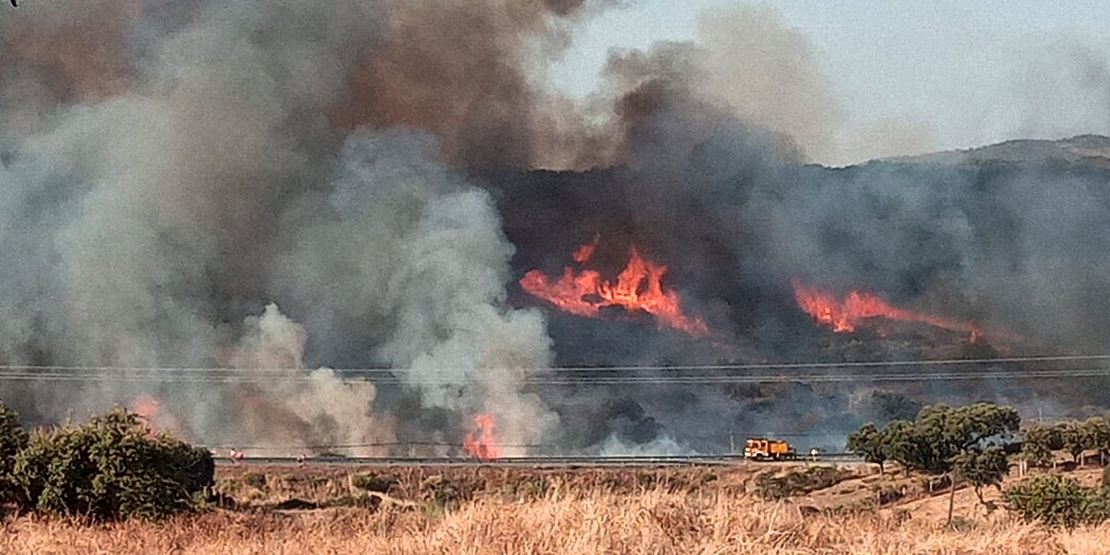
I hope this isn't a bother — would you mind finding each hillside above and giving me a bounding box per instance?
[882,134,1110,167]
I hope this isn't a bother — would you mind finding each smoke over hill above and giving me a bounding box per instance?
[1,1,1109,455]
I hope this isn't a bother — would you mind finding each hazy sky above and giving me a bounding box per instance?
[547,1,1110,164]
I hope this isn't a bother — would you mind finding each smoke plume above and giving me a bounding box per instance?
[0,0,560,454]
[3,1,1110,456]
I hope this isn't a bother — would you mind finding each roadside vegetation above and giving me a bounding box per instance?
[0,489,1097,555]
[6,399,1110,552]
[0,402,213,520]
[846,402,1110,529]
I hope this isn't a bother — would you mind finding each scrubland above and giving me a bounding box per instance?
[4,487,1106,555]
[5,462,1110,554]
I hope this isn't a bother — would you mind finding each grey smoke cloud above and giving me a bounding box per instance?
[273,128,557,451]
[1012,41,1110,140]
[0,0,558,454]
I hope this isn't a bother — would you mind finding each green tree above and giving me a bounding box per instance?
[1021,423,1062,467]
[847,422,890,476]
[954,445,1010,508]
[881,403,1020,525]
[0,402,29,506]
[1058,421,1089,464]
[1083,417,1110,466]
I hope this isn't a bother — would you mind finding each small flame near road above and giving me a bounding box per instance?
[462,413,501,460]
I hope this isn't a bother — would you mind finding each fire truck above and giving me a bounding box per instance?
[743,437,798,461]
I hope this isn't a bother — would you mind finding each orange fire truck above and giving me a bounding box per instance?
[743,437,797,461]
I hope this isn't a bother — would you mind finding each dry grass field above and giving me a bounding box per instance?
[3,463,1109,554]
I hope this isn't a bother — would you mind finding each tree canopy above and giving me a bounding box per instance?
[847,422,890,475]
[847,402,1020,524]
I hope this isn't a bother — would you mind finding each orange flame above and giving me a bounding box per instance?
[129,394,162,433]
[462,413,501,460]
[520,241,708,336]
[573,234,600,263]
[792,278,981,341]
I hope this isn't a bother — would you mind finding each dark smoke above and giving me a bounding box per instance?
[0,0,569,455]
[1,1,1108,456]
[485,32,1110,452]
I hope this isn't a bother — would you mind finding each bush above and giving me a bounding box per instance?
[754,466,855,500]
[875,485,904,505]
[421,474,464,514]
[349,472,397,494]
[0,402,28,506]
[240,472,267,489]
[1004,474,1110,528]
[11,407,214,520]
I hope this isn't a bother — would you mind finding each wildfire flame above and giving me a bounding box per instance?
[130,394,162,433]
[792,278,981,341]
[462,413,501,460]
[520,240,708,336]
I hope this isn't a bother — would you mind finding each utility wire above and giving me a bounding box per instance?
[0,353,1106,374]
[2,367,1110,384]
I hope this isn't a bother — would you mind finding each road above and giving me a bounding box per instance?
[217,454,863,467]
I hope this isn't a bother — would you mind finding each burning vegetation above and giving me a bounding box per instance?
[791,278,982,342]
[520,239,708,336]
[462,413,502,460]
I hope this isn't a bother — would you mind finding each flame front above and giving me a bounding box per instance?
[520,241,708,336]
[462,413,501,460]
[792,278,981,340]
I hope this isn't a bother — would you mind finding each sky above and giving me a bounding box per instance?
[547,0,1110,165]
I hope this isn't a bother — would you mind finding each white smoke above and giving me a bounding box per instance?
[226,303,387,457]
[0,0,558,453]
[596,433,689,457]
[274,128,558,452]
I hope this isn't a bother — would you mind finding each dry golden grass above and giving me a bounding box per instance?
[2,488,1106,555]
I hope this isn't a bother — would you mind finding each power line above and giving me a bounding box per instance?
[0,354,1109,385]
[0,353,1105,374]
[1,366,1110,384]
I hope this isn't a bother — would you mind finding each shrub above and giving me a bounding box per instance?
[240,472,267,489]
[11,407,214,520]
[754,466,854,500]
[1004,474,1110,528]
[0,402,28,506]
[514,478,547,500]
[875,485,904,505]
[349,472,397,494]
[421,474,464,514]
